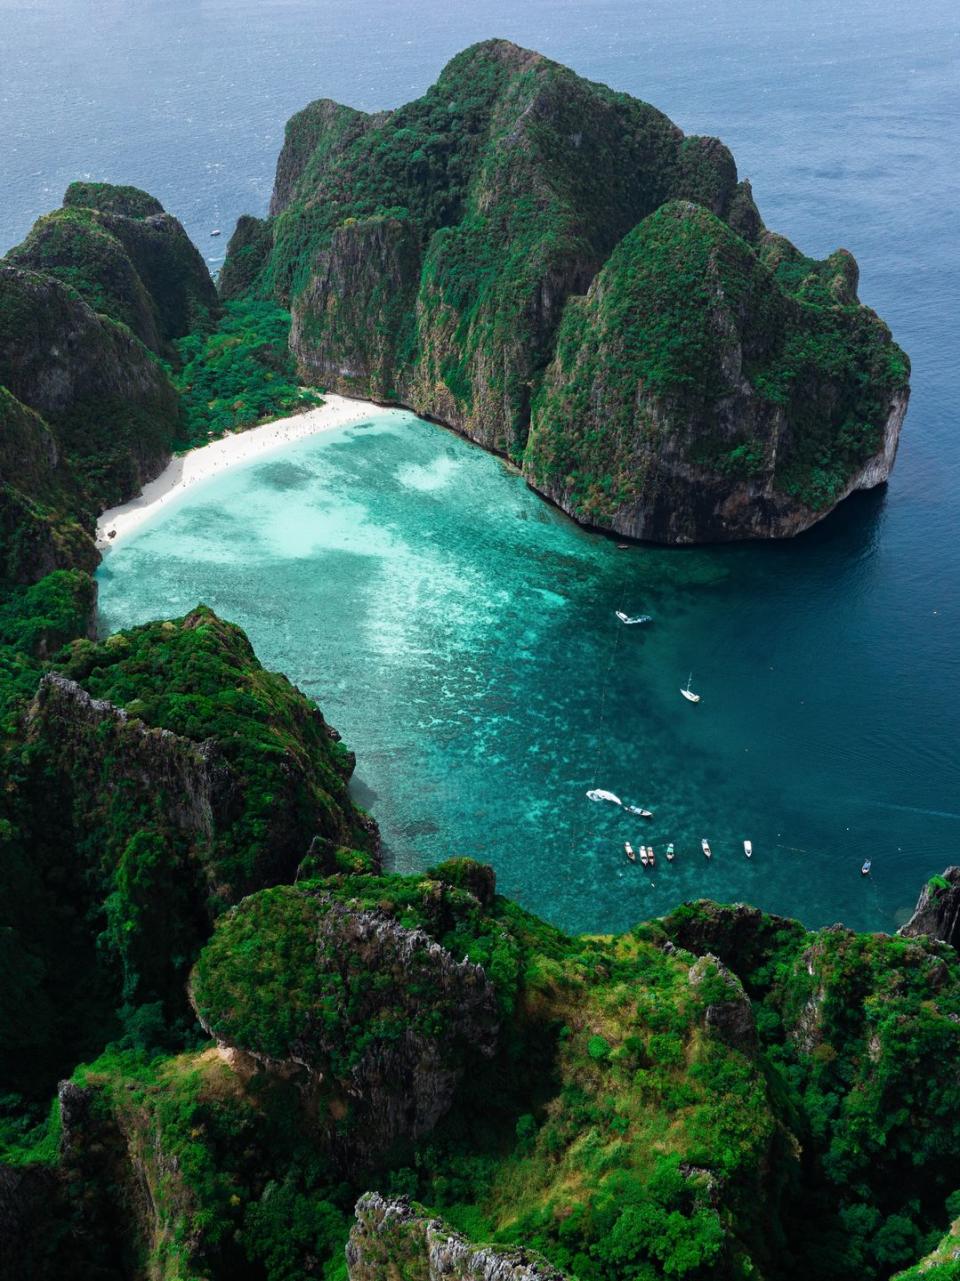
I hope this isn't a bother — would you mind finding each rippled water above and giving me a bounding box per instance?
[98,404,958,935]
[5,0,958,932]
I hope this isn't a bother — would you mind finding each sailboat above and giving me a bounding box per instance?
[744,840,753,859]
[701,838,712,859]
[587,788,622,806]
[665,843,675,862]
[624,841,637,863]
[681,673,701,703]
[615,611,653,625]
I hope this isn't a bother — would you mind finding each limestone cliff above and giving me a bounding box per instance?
[8,181,219,354]
[190,887,498,1161]
[346,1193,569,1281]
[222,38,909,541]
[0,262,180,521]
[900,867,960,950]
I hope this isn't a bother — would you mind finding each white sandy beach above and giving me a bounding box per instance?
[96,394,394,549]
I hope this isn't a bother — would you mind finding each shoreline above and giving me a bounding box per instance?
[96,394,392,549]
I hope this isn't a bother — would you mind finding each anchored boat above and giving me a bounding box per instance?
[615,611,653,625]
[861,859,872,876]
[625,804,653,818]
[681,673,701,703]
[624,841,637,863]
[744,840,753,858]
[666,843,675,862]
[639,846,650,867]
[701,838,712,859]
[647,846,656,866]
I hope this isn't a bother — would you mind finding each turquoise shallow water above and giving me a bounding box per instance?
[98,408,958,936]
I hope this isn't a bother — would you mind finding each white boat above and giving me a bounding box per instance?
[586,788,622,806]
[624,804,653,818]
[861,859,872,876]
[701,838,712,859]
[681,673,701,703]
[624,841,636,863]
[744,840,753,859]
[647,846,656,866]
[666,843,675,861]
[615,611,653,625]
[639,846,650,867]
[210,228,222,236]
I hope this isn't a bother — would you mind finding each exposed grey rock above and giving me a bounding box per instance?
[346,1193,569,1281]
[900,868,960,950]
[688,953,758,1054]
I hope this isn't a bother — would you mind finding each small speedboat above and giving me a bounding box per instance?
[681,673,701,703]
[615,611,653,625]
[210,228,222,236]
[666,843,675,862]
[624,841,636,863]
[861,859,872,876]
[639,846,650,867]
[587,788,622,806]
[647,846,656,866]
[701,838,712,859]
[744,840,753,859]
[625,804,653,818]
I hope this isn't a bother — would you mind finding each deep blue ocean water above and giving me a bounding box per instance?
[5,0,959,934]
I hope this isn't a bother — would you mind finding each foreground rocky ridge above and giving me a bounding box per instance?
[223,37,910,542]
[4,845,960,1281]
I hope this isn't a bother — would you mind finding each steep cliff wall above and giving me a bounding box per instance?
[221,38,909,540]
[0,263,180,520]
[190,887,498,1161]
[8,182,219,353]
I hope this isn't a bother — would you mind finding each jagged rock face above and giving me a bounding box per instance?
[191,888,498,1161]
[13,607,377,1038]
[525,201,909,542]
[688,953,758,1054]
[8,182,219,353]
[0,263,179,516]
[223,38,909,540]
[0,388,96,584]
[900,868,960,950]
[346,1193,569,1281]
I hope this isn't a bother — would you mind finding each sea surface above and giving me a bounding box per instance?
[6,0,959,935]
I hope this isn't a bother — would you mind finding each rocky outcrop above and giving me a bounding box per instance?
[899,867,960,950]
[0,263,179,517]
[224,38,909,541]
[191,889,498,1161]
[525,201,909,542]
[346,1193,569,1281]
[688,953,758,1054]
[8,182,219,352]
[0,388,96,583]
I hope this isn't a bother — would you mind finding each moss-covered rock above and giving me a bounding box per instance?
[524,201,909,540]
[0,262,180,519]
[222,39,909,537]
[8,183,219,352]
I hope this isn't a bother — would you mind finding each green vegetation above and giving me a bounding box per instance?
[219,37,908,535]
[526,201,908,527]
[172,300,320,447]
